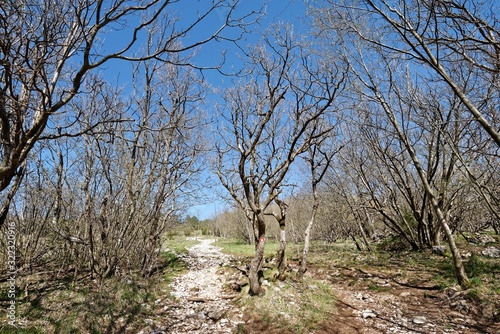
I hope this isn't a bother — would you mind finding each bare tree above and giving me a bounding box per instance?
[3,51,208,278]
[213,206,254,242]
[0,0,260,227]
[351,58,470,288]
[326,153,375,251]
[337,89,466,250]
[305,0,500,289]
[128,55,208,276]
[298,131,340,277]
[0,75,122,275]
[215,26,345,295]
[310,0,500,146]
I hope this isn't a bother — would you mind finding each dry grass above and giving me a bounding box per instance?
[0,237,198,334]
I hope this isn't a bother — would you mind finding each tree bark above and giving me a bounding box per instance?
[249,215,266,295]
[276,222,287,280]
[356,218,372,251]
[431,198,470,289]
[299,203,317,277]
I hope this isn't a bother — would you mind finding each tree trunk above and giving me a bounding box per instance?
[363,206,375,239]
[351,235,362,251]
[272,196,288,281]
[431,198,470,289]
[357,219,372,251]
[433,226,443,246]
[276,222,287,280]
[0,165,25,229]
[249,215,266,295]
[299,204,317,277]
[376,92,470,289]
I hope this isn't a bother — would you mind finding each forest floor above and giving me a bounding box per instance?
[217,236,500,334]
[1,234,499,333]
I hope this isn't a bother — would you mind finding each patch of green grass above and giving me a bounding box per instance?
[238,278,335,333]
[235,323,248,334]
[469,276,482,288]
[300,281,335,327]
[376,235,413,252]
[464,253,500,278]
[465,288,482,302]
[163,236,199,254]
[160,251,186,272]
[303,241,357,267]
[28,276,153,333]
[217,239,279,258]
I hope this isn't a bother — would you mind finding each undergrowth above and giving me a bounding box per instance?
[0,238,195,334]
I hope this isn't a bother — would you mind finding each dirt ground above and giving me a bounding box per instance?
[2,237,497,334]
[239,248,499,334]
[309,266,498,334]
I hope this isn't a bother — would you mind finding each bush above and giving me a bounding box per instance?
[376,235,412,251]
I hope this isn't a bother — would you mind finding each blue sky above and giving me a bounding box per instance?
[102,1,307,86]
[100,1,309,220]
[184,1,309,220]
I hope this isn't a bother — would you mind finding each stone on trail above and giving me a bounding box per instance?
[412,316,427,324]
[361,310,378,319]
[482,246,500,258]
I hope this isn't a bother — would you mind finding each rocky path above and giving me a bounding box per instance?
[136,239,499,334]
[140,238,244,334]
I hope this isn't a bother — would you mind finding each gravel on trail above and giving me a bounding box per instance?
[138,238,244,334]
